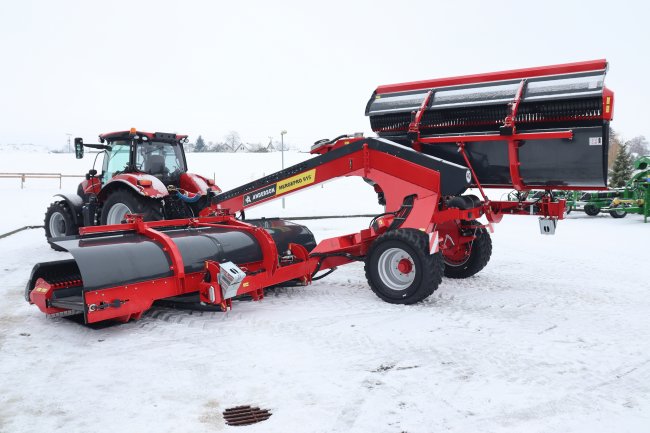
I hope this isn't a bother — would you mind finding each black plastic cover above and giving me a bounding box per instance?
[247,218,317,253]
[388,125,609,188]
[52,227,263,291]
[44,219,317,293]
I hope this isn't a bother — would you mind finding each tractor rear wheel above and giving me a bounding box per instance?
[44,201,78,251]
[100,189,163,225]
[584,203,600,216]
[442,221,492,279]
[365,228,444,304]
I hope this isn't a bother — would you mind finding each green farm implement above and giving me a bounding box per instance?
[508,156,650,222]
[600,156,650,222]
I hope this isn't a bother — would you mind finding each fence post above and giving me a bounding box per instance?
[21,174,25,189]
[59,174,62,189]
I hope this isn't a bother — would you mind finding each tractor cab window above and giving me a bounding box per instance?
[135,141,186,183]
[102,141,131,182]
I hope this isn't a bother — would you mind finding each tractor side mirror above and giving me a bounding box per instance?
[74,138,84,159]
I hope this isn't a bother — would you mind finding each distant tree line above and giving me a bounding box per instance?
[188,131,290,153]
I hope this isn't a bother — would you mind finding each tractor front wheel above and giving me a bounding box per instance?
[365,228,444,304]
[44,201,78,251]
[100,189,163,225]
[442,221,492,279]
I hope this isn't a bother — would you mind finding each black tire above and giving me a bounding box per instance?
[566,205,573,215]
[609,207,627,219]
[443,221,492,279]
[100,189,163,225]
[584,203,600,216]
[44,201,78,251]
[365,228,444,304]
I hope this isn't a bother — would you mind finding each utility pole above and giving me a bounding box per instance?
[66,133,72,153]
[281,130,287,209]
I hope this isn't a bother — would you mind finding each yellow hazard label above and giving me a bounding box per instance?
[35,287,47,293]
[276,169,316,195]
[243,282,249,287]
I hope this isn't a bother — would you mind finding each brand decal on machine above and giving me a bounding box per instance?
[243,169,317,207]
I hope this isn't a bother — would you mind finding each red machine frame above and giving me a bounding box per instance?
[30,137,565,324]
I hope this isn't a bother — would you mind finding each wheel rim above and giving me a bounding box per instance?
[443,245,471,267]
[377,248,416,290]
[48,212,66,237]
[106,203,132,225]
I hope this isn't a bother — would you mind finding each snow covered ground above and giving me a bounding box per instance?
[0,151,649,433]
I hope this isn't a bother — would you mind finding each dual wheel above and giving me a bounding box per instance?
[365,222,492,304]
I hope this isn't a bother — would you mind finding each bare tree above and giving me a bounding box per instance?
[266,136,275,151]
[626,135,649,157]
[211,141,228,152]
[224,131,244,152]
[246,142,269,153]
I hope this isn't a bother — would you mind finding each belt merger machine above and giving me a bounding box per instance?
[26,59,614,324]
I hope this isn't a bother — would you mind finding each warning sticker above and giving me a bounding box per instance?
[589,136,603,146]
[276,169,316,194]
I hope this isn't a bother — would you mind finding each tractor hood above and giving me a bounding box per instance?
[100,173,168,200]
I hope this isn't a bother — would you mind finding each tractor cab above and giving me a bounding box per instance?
[100,130,189,187]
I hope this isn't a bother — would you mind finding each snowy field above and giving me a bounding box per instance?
[0,151,649,433]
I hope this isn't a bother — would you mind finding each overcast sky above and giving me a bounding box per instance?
[1,0,648,150]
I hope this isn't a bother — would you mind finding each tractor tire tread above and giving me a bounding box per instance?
[100,189,163,225]
[44,201,78,251]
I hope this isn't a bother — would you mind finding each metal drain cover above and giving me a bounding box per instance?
[223,405,272,426]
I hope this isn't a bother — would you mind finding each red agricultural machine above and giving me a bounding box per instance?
[44,129,217,250]
[27,59,614,325]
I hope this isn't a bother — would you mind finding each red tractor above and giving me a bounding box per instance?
[44,129,218,250]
